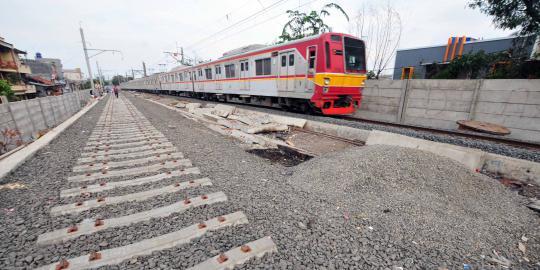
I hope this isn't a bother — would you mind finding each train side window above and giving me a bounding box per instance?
[289,54,294,66]
[205,68,212,79]
[281,55,286,67]
[245,62,249,71]
[225,64,235,78]
[240,62,244,71]
[325,42,331,68]
[309,50,316,69]
[255,58,271,75]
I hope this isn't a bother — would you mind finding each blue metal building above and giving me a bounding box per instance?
[392,35,538,80]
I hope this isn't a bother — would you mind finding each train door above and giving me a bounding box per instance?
[215,65,222,90]
[197,69,204,91]
[240,60,250,90]
[287,52,296,91]
[278,52,288,91]
[184,72,189,91]
[306,46,317,91]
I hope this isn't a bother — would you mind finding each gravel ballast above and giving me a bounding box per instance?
[290,145,540,267]
[152,93,540,162]
[1,93,538,270]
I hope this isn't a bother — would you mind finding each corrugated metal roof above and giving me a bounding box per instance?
[397,35,519,52]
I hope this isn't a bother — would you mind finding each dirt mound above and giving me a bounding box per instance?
[290,145,539,265]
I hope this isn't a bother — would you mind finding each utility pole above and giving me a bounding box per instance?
[80,27,95,93]
[180,47,184,64]
[79,25,121,89]
[96,61,105,92]
[142,62,147,77]
[164,44,191,66]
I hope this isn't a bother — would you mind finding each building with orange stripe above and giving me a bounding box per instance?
[393,35,538,80]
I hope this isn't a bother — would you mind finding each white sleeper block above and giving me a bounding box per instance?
[88,130,162,140]
[83,138,169,151]
[72,152,185,172]
[77,147,177,163]
[68,160,191,182]
[86,134,165,145]
[35,211,247,269]
[187,236,277,270]
[60,168,203,198]
[80,143,175,157]
[90,126,152,134]
[51,178,213,216]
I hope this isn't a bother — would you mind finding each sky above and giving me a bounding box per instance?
[0,0,513,79]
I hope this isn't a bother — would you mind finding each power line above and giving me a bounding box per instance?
[158,0,254,52]
[184,0,291,50]
[194,0,321,54]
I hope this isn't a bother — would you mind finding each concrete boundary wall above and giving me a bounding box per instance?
[0,90,92,153]
[355,79,540,143]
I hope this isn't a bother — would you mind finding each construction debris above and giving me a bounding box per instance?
[246,124,289,134]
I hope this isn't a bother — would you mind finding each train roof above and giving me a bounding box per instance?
[156,32,359,75]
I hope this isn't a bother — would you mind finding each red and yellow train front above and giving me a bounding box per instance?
[310,33,367,115]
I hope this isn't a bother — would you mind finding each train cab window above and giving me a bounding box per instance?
[325,42,331,68]
[281,55,286,67]
[289,54,294,66]
[309,50,316,69]
[205,68,212,79]
[344,37,366,73]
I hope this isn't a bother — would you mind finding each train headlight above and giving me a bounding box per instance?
[324,77,331,85]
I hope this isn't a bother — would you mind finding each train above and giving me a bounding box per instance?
[121,32,367,115]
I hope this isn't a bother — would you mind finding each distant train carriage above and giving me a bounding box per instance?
[122,32,367,115]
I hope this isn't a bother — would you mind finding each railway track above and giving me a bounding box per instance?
[33,95,276,269]
[137,91,539,161]
[338,115,540,150]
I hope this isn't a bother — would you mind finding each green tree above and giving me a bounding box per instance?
[431,50,540,79]
[111,75,125,86]
[468,0,540,36]
[0,79,15,101]
[279,3,349,43]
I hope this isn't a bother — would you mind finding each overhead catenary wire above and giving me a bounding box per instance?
[193,0,321,54]
[184,0,291,50]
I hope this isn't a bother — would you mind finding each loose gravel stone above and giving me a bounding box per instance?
[2,94,538,270]
[289,144,540,268]
[154,94,540,162]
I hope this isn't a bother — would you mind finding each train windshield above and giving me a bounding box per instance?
[344,37,366,73]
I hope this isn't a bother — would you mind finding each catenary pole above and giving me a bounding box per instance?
[80,27,95,93]
[96,61,105,93]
